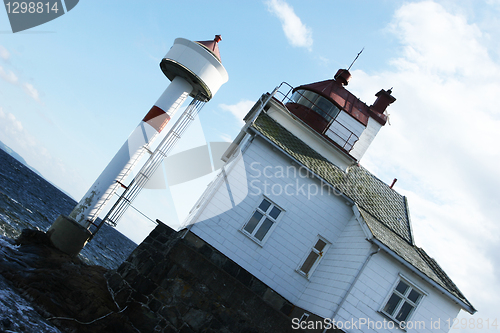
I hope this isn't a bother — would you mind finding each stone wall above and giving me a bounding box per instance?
[107,222,310,332]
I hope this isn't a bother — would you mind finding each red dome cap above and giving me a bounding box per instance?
[196,35,222,62]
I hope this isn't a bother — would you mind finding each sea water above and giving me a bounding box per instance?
[0,148,138,331]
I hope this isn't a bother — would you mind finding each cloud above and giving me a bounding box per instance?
[351,1,500,326]
[23,83,40,102]
[0,66,18,84]
[388,1,494,77]
[265,0,313,50]
[0,45,9,61]
[0,108,22,134]
[219,100,255,126]
[0,108,34,153]
[0,61,41,102]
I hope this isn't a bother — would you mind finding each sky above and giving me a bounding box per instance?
[0,0,499,331]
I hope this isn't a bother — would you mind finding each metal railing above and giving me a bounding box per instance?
[273,83,359,152]
[90,94,206,234]
[324,125,359,151]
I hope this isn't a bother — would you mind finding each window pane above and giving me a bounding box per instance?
[396,281,409,295]
[383,294,402,316]
[312,97,335,121]
[300,251,319,274]
[315,96,333,111]
[244,211,263,234]
[408,289,421,303]
[269,207,281,219]
[396,302,414,322]
[329,104,340,119]
[296,90,317,109]
[254,218,274,241]
[258,199,271,212]
[314,239,327,252]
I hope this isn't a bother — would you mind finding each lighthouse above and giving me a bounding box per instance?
[161,71,473,330]
[104,69,475,331]
[48,35,228,256]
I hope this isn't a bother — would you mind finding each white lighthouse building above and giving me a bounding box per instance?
[181,70,475,332]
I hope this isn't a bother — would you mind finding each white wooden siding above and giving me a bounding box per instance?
[297,214,373,318]
[350,116,383,160]
[336,251,462,332]
[190,136,354,304]
[186,115,462,332]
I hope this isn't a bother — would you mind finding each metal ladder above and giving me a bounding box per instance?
[90,94,207,235]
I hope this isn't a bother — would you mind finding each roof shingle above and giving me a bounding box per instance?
[252,112,412,243]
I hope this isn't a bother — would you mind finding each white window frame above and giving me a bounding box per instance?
[296,235,330,279]
[379,274,427,327]
[241,197,283,245]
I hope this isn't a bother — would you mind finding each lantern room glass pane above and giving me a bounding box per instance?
[292,90,317,109]
[311,96,339,122]
[292,90,340,123]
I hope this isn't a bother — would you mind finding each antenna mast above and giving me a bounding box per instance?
[347,48,364,71]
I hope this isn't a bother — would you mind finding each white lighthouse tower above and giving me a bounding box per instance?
[48,35,228,256]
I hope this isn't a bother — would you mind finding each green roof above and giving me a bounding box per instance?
[252,112,412,243]
[358,207,472,309]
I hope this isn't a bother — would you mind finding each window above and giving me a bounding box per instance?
[311,96,340,123]
[297,236,330,278]
[381,278,424,326]
[242,198,282,244]
[291,89,340,123]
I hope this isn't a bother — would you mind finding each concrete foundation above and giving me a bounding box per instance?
[48,215,92,256]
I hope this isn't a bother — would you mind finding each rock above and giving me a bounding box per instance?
[0,229,139,333]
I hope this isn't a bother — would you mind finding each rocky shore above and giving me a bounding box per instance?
[0,225,307,333]
[0,229,140,333]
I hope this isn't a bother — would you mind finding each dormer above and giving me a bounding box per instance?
[284,69,396,162]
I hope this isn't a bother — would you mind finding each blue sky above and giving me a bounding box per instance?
[1,0,499,330]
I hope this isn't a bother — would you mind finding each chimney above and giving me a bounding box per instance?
[370,88,396,114]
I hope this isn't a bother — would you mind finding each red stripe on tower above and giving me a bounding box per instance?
[143,106,171,133]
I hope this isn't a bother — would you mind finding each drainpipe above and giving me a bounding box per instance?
[322,246,380,333]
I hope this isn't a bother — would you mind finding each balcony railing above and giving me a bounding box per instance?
[273,83,359,152]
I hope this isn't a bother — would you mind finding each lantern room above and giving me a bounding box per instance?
[284,69,396,161]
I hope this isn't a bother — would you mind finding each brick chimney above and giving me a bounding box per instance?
[370,88,396,114]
